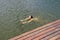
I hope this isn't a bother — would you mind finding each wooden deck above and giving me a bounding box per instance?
[9,19,60,40]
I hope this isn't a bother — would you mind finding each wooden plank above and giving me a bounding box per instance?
[9,19,60,40]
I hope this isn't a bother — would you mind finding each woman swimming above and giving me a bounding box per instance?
[20,15,34,24]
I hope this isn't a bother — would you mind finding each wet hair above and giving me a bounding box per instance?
[31,16,33,18]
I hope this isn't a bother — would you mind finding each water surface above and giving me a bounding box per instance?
[0,0,60,40]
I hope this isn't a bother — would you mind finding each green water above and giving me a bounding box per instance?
[0,0,60,40]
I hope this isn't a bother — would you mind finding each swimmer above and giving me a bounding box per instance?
[20,15,39,24]
[20,16,33,21]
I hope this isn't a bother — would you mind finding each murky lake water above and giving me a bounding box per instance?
[0,0,60,40]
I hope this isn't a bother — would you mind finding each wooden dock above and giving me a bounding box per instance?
[9,19,60,40]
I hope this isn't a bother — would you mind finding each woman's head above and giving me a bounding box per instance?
[29,15,33,18]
